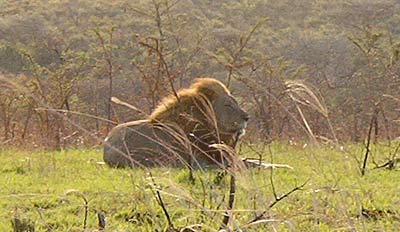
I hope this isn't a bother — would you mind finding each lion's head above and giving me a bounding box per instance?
[150,78,249,139]
[212,90,249,137]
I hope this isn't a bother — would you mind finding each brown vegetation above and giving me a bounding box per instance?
[0,0,399,148]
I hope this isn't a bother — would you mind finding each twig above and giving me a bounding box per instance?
[269,146,278,201]
[35,208,53,231]
[361,107,378,176]
[221,174,236,228]
[149,172,175,230]
[220,133,240,229]
[97,211,106,230]
[35,108,117,124]
[248,145,308,223]
[111,97,149,116]
[83,202,89,230]
[249,179,309,223]
[268,180,309,209]
[374,158,400,170]
[226,18,267,88]
[138,38,180,102]
[64,189,89,230]
[374,142,400,170]
[93,26,116,133]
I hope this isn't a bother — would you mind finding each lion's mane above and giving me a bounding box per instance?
[149,77,230,122]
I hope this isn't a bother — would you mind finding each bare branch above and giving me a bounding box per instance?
[149,172,175,230]
[248,179,309,224]
[361,105,379,176]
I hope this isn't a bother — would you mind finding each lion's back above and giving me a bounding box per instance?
[103,120,191,167]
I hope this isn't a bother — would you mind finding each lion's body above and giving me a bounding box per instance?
[103,78,248,168]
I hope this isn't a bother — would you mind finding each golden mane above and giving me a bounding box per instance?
[149,77,231,121]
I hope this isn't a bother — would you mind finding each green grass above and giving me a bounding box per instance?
[0,143,399,231]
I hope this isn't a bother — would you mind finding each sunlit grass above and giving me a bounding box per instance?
[0,143,399,231]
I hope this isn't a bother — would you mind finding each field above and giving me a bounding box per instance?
[1,1,400,231]
[1,143,399,231]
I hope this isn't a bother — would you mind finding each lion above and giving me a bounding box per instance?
[103,77,249,168]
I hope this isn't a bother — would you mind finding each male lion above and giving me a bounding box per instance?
[103,77,249,168]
